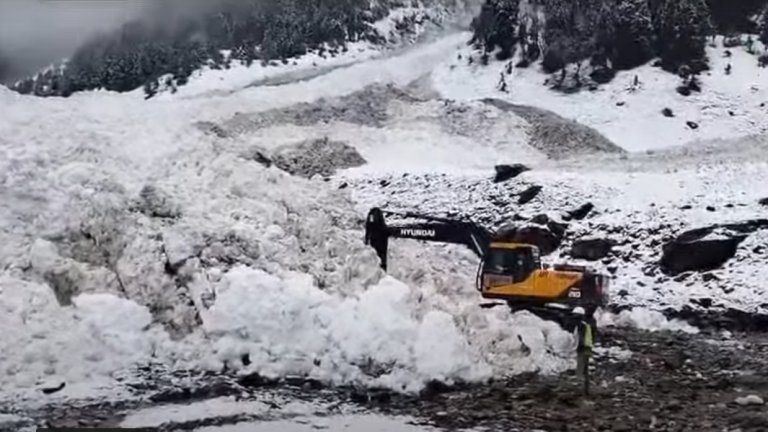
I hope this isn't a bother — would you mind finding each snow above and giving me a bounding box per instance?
[0,275,178,404]
[194,414,435,432]
[597,309,699,335]
[120,396,315,428]
[152,42,383,100]
[0,31,581,407]
[431,35,768,152]
[2,20,765,414]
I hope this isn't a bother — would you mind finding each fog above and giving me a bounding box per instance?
[0,0,225,83]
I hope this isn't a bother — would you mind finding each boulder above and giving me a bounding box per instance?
[518,185,543,204]
[512,225,562,255]
[571,238,614,261]
[493,164,530,183]
[659,225,756,275]
[759,197,768,206]
[566,202,594,221]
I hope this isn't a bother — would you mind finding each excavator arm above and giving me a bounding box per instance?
[364,207,492,270]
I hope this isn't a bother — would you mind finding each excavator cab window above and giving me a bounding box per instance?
[484,247,536,283]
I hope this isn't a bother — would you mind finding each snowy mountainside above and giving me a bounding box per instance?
[434,35,768,151]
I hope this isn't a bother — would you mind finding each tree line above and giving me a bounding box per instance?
[470,0,768,80]
[10,0,396,98]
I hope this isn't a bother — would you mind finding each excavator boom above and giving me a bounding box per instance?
[365,207,492,270]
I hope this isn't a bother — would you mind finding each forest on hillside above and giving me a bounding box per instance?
[470,0,768,90]
[7,0,768,98]
[9,0,406,98]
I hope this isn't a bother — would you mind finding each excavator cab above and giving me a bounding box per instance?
[364,207,609,324]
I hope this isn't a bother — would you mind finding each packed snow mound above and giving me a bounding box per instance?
[0,275,180,403]
[432,35,768,152]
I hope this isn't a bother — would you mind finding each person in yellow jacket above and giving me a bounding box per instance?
[572,307,594,395]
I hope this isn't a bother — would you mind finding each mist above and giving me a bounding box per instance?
[0,0,227,83]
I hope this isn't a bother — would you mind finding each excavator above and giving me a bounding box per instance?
[363,207,610,331]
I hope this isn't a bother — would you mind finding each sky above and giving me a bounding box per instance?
[0,0,159,82]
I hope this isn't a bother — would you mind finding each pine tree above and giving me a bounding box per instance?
[612,0,655,70]
[470,0,521,61]
[759,5,768,47]
[655,0,714,73]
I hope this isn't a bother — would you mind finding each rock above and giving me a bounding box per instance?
[41,382,66,395]
[735,395,764,406]
[662,108,674,117]
[241,147,272,167]
[530,214,550,225]
[566,202,594,221]
[512,225,562,255]
[660,226,749,275]
[706,205,715,212]
[759,197,768,206]
[571,238,614,261]
[493,164,530,183]
[518,185,543,204]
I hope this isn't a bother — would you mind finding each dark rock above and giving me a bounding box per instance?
[702,272,720,282]
[379,179,390,187]
[530,214,550,225]
[41,382,66,395]
[518,185,543,205]
[237,372,277,389]
[513,225,561,255]
[570,238,614,261]
[759,197,768,206]
[243,148,272,167]
[338,182,348,189]
[546,220,568,239]
[691,297,713,308]
[493,164,531,183]
[662,108,674,117]
[567,203,594,220]
[658,221,768,275]
[706,206,715,212]
[687,121,699,129]
[680,205,692,210]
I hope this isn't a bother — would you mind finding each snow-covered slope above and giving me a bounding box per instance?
[432,36,768,152]
[0,35,585,408]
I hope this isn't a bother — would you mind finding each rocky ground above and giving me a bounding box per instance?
[7,325,768,432]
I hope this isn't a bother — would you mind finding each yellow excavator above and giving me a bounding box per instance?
[364,207,610,331]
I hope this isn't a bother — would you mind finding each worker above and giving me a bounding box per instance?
[572,307,594,395]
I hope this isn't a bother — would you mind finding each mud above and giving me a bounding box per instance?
[11,327,768,432]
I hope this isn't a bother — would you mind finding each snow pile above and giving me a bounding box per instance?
[597,309,699,334]
[0,276,178,403]
[432,35,768,151]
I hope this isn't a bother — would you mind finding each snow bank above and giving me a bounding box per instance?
[196,266,576,392]
[0,276,177,403]
[597,309,699,334]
